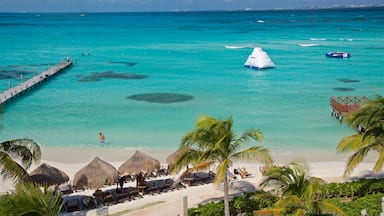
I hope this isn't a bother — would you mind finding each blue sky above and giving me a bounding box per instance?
[1,0,383,12]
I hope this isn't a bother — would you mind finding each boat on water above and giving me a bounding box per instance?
[244,47,275,70]
[326,51,350,58]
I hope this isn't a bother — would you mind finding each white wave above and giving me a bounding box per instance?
[309,38,326,41]
[339,38,353,41]
[257,20,265,23]
[224,45,247,49]
[299,43,319,47]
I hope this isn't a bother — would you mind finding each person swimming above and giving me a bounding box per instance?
[99,132,105,144]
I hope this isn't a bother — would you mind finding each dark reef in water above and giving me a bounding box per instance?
[333,87,355,91]
[77,71,148,82]
[110,61,137,66]
[127,93,193,104]
[0,70,32,80]
[338,79,360,83]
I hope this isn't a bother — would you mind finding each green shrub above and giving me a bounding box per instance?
[189,201,224,216]
[321,178,384,198]
[328,192,383,216]
[188,191,277,216]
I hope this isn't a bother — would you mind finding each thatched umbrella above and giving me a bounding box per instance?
[26,163,69,186]
[118,150,160,175]
[73,156,118,190]
[166,148,188,171]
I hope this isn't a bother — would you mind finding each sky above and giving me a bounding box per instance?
[0,0,383,12]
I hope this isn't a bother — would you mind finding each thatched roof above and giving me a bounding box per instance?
[73,157,118,189]
[166,148,187,169]
[26,163,69,186]
[118,150,160,175]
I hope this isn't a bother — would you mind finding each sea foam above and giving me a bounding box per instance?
[299,43,319,47]
[224,45,248,49]
[309,38,326,41]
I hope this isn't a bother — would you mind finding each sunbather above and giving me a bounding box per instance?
[238,167,252,178]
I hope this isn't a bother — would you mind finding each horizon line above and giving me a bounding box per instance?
[1,4,383,14]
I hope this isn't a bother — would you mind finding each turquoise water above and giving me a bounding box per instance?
[0,8,383,155]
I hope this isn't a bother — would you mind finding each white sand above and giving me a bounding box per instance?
[0,146,380,216]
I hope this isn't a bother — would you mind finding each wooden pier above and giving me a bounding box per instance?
[0,60,73,104]
[330,96,367,122]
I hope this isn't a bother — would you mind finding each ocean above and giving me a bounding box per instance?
[0,8,383,157]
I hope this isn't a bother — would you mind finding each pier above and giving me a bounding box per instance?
[330,96,367,122]
[0,60,73,104]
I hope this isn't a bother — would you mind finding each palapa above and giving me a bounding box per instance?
[73,156,118,190]
[118,150,160,175]
[166,148,188,171]
[26,163,69,186]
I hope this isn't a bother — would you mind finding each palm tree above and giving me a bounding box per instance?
[259,162,345,216]
[171,114,273,216]
[0,183,62,216]
[337,95,384,176]
[0,138,41,182]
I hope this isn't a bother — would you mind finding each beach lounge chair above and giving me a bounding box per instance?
[163,178,174,192]
[157,168,169,176]
[59,183,73,194]
[126,187,142,200]
[145,180,161,195]
[172,176,187,190]
[238,167,252,178]
[61,195,96,213]
[64,198,81,212]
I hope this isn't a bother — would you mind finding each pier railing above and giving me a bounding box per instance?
[0,60,73,104]
[330,96,367,121]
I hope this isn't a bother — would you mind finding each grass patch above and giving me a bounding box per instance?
[110,201,165,216]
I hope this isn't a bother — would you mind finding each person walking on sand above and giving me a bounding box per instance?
[99,132,105,145]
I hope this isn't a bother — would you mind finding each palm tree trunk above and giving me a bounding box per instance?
[224,174,230,216]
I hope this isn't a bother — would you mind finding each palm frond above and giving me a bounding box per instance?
[275,195,301,208]
[373,148,384,173]
[318,200,346,216]
[0,183,62,216]
[259,166,287,192]
[336,134,370,153]
[233,128,263,147]
[0,139,41,169]
[170,148,202,174]
[231,146,273,166]
[294,208,306,216]
[343,143,372,177]
[0,152,28,182]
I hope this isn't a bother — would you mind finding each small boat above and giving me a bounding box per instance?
[326,52,350,58]
[244,47,275,70]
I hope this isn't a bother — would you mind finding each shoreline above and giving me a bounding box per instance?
[1,145,377,193]
[40,145,358,164]
[1,146,380,215]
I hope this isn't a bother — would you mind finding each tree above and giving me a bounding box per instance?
[171,114,273,216]
[337,95,384,176]
[0,183,62,216]
[0,138,41,182]
[259,162,345,216]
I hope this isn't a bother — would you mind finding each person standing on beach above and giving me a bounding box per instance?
[99,132,105,145]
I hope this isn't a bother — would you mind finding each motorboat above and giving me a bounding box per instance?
[244,47,275,70]
[326,52,350,58]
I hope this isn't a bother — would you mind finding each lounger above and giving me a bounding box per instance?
[238,167,252,178]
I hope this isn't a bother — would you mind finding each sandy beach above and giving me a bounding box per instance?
[0,146,380,216]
